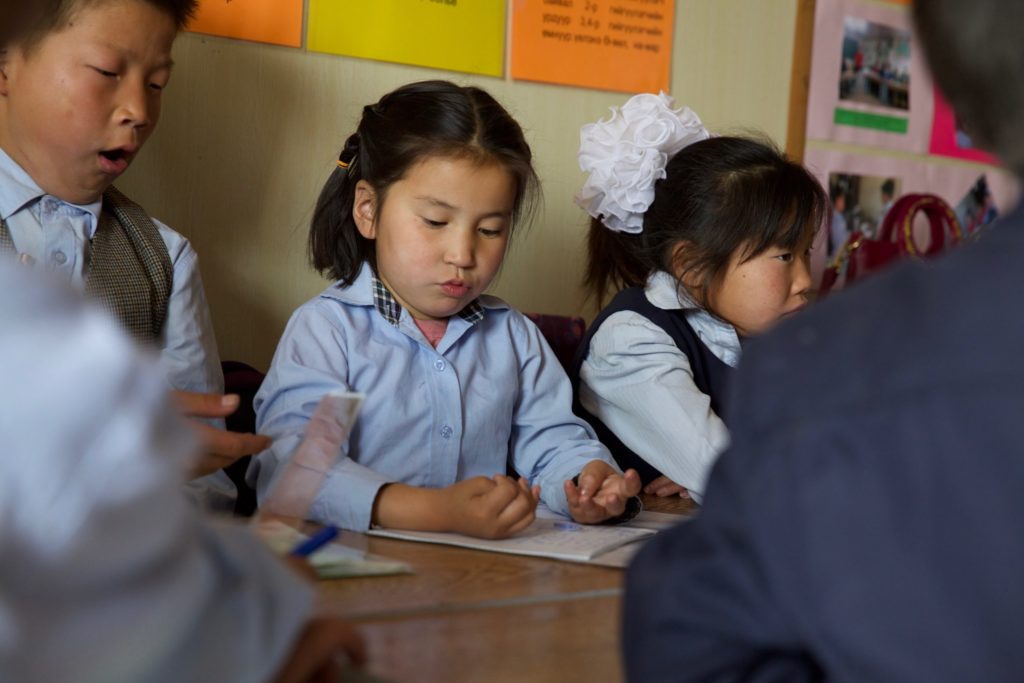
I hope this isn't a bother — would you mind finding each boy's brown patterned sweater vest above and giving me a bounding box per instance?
[0,186,172,344]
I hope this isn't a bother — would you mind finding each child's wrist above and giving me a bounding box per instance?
[436,484,465,532]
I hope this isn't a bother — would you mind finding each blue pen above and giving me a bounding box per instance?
[289,526,338,557]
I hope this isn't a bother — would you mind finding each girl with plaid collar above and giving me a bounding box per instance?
[249,81,640,538]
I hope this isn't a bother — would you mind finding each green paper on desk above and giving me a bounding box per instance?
[258,521,412,579]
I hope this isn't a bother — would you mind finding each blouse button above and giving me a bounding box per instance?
[440,425,453,439]
[433,359,446,372]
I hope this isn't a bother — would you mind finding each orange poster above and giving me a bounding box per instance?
[189,0,303,48]
[511,0,674,93]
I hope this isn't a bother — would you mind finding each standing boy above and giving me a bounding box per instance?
[0,0,268,493]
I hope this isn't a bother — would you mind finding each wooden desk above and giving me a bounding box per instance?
[316,495,694,682]
[319,531,623,619]
[355,595,621,683]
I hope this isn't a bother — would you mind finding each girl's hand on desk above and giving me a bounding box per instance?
[271,615,366,683]
[444,475,541,540]
[371,476,539,538]
[565,461,642,524]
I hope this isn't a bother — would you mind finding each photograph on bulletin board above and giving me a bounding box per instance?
[837,19,910,114]
[804,147,1019,286]
[825,172,900,260]
[307,0,505,77]
[954,176,1000,237]
[189,0,303,48]
[509,0,674,93]
[806,0,932,153]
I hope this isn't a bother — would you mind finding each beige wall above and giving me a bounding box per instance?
[118,0,799,370]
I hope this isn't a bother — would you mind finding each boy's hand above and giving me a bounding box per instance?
[271,615,366,683]
[443,475,540,539]
[173,391,273,479]
[564,460,641,524]
[643,475,690,499]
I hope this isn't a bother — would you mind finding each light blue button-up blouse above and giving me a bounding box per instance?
[250,264,617,530]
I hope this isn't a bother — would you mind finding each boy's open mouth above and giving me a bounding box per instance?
[98,148,132,174]
[100,149,128,163]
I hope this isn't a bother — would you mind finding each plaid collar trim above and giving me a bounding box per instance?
[371,277,402,326]
[459,299,485,325]
[371,275,485,327]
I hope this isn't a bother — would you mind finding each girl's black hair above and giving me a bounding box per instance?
[584,136,829,307]
[310,80,539,284]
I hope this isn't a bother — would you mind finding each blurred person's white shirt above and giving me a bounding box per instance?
[0,263,312,683]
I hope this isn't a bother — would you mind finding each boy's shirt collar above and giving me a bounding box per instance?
[0,147,103,234]
[0,147,44,222]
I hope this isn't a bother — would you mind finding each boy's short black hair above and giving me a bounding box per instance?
[12,0,197,48]
[914,0,1024,172]
[1,1,57,44]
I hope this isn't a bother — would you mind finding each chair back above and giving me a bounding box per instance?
[221,360,265,517]
[524,312,586,374]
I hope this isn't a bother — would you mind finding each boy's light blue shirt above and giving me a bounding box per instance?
[0,148,223,398]
[0,148,234,508]
[250,264,618,531]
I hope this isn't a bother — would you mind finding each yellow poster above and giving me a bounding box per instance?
[189,0,303,47]
[308,0,505,77]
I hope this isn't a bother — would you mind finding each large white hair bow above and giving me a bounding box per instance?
[575,92,709,234]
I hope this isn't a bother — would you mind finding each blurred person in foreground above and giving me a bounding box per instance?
[624,0,1024,680]
[0,262,365,681]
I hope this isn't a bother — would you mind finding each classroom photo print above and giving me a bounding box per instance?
[827,172,901,258]
[838,17,911,112]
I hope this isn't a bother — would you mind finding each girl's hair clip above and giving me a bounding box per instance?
[336,153,358,174]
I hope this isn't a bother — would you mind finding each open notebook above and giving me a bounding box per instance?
[368,508,660,563]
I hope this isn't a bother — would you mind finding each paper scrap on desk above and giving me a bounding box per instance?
[257,520,411,579]
[367,517,655,563]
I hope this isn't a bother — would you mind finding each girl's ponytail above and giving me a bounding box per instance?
[575,94,710,306]
[584,218,649,307]
[309,133,375,284]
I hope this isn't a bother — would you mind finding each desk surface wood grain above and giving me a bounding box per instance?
[320,530,623,619]
[354,595,623,683]
[313,495,692,680]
